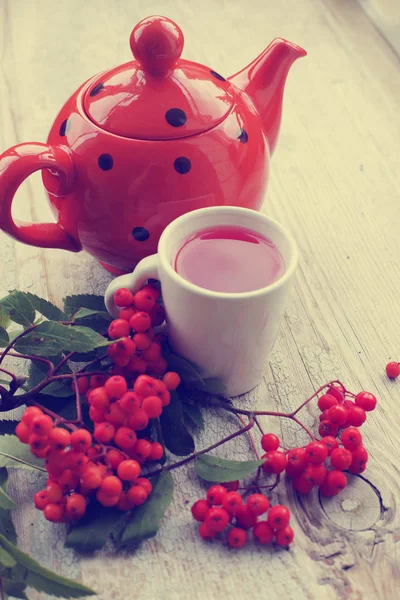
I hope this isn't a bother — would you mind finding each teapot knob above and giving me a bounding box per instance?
[130,16,184,77]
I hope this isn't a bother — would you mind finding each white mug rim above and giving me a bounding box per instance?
[158,206,298,300]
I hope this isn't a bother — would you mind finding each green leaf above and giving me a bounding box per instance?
[0,435,45,471]
[0,468,16,510]
[0,307,10,330]
[65,504,123,552]
[121,472,174,546]
[2,580,27,599]
[23,293,67,321]
[27,361,73,398]
[162,349,204,383]
[73,308,111,321]
[14,322,110,357]
[64,294,107,318]
[0,534,96,597]
[0,326,9,347]
[0,292,35,328]
[195,455,264,483]
[182,402,204,430]
[0,421,20,436]
[159,392,195,456]
[0,509,16,544]
[0,546,16,567]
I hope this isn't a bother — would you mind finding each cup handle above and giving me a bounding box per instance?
[104,254,160,317]
[0,142,80,251]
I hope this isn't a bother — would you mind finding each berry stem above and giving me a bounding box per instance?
[0,451,47,472]
[72,374,83,423]
[290,381,344,416]
[52,352,75,375]
[236,413,260,459]
[0,367,18,383]
[144,416,255,478]
[6,351,55,375]
[254,415,265,436]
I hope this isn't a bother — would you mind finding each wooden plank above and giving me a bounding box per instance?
[0,0,399,598]
[358,0,400,57]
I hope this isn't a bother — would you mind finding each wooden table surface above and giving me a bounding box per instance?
[1,0,399,598]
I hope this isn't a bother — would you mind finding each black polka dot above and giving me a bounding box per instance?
[59,119,70,137]
[210,70,226,82]
[90,82,105,97]
[98,154,113,171]
[132,227,150,242]
[174,157,191,175]
[238,128,248,144]
[165,108,187,127]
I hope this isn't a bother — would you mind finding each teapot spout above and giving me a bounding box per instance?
[229,39,306,155]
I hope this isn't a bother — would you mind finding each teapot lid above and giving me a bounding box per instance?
[83,16,235,140]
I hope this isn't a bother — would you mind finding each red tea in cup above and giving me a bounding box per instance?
[174,225,285,293]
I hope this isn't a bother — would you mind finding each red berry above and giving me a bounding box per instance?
[100,476,123,497]
[149,442,164,461]
[80,466,102,490]
[66,494,86,520]
[326,384,345,403]
[319,482,337,497]
[115,337,136,357]
[72,376,90,395]
[134,439,153,460]
[58,469,80,492]
[386,362,400,379]
[341,427,362,451]
[46,482,63,503]
[48,427,71,450]
[317,394,338,412]
[355,391,377,412]
[319,410,330,423]
[133,333,152,351]
[136,477,152,495]
[89,406,105,423]
[304,464,327,486]
[65,450,88,472]
[134,375,158,398]
[235,505,257,529]
[330,447,352,470]
[127,356,147,374]
[31,415,53,437]
[150,304,165,327]
[130,312,151,333]
[114,427,137,451]
[344,399,354,410]
[90,374,107,389]
[346,405,366,427]
[117,459,141,481]
[163,372,181,391]
[275,525,294,546]
[119,392,142,413]
[247,494,270,516]
[88,387,110,410]
[293,474,314,494]
[114,288,134,307]
[191,499,211,522]
[349,445,368,473]
[119,306,136,321]
[160,390,171,407]
[205,507,230,532]
[253,521,274,544]
[15,421,31,444]
[261,433,280,452]
[147,357,168,376]
[116,491,135,511]
[262,450,287,474]
[305,442,328,465]
[29,433,49,452]
[108,319,131,340]
[207,485,227,506]
[318,420,339,437]
[44,503,64,522]
[142,395,163,419]
[224,481,240,491]
[22,406,43,427]
[70,429,92,452]
[199,522,216,541]
[34,490,48,510]
[104,403,126,427]
[134,290,156,313]
[128,408,149,431]
[106,449,124,469]
[94,422,115,444]
[222,491,243,515]
[227,527,247,548]
[320,436,339,454]
[326,405,348,426]
[96,490,120,507]
[127,485,148,506]
[286,447,307,475]
[325,470,347,494]
[267,505,290,530]
[105,375,128,399]
[142,342,162,363]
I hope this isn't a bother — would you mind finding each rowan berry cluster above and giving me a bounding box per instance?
[107,285,168,377]
[191,484,293,548]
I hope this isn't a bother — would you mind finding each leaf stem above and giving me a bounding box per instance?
[52,352,75,375]
[144,416,255,478]
[0,367,17,383]
[0,451,47,472]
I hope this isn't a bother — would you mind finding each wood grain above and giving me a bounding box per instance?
[0,0,400,598]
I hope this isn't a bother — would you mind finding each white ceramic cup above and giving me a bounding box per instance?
[104,207,298,396]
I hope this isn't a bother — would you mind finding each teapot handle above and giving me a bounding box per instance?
[0,142,80,251]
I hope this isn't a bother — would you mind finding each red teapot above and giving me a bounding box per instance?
[0,16,305,274]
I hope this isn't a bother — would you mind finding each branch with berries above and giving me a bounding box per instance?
[0,286,395,593]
